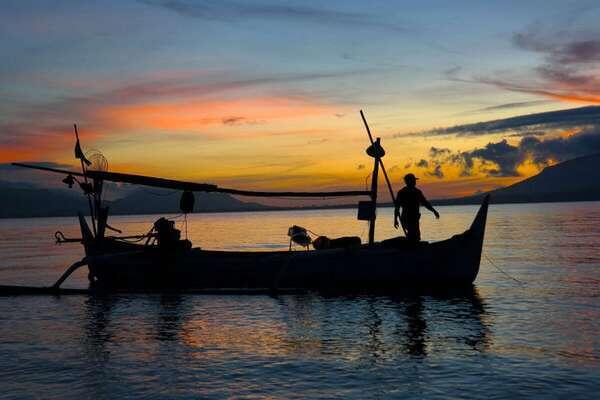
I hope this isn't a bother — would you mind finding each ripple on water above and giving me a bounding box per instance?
[0,203,599,398]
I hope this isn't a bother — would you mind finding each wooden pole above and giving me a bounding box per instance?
[369,139,381,246]
[11,163,371,198]
[360,110,396,204]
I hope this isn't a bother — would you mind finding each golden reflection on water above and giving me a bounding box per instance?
[146,289,494,363]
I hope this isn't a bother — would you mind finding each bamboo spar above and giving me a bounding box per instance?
[11,163,371,198]
[86,170,370,197]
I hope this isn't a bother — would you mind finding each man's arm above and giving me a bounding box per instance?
[420,191,440,219]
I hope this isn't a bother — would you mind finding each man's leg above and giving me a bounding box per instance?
[402,217,419,242]
[414,220,421,242]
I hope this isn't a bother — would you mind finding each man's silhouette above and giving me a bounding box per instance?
[394,173,439,242]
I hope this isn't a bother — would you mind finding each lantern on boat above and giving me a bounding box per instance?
[180,190,195,214]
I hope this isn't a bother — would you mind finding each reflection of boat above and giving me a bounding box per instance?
[5,114,489,294]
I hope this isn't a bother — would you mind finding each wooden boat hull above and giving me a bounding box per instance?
[85,196,489,292]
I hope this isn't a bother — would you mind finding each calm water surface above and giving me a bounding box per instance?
[0,202,599,399]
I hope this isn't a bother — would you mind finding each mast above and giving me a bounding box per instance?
[359,110,396,245]
[368,139,381,246]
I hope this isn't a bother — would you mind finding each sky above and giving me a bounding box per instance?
[1,0,600,201]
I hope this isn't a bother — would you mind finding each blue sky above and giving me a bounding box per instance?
[1,0,600,198]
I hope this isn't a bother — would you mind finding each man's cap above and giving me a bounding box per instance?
[404,173,418,181]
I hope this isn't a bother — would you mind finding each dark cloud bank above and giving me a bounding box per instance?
[420,127,600,178]
[401,106,600,178]
[401,106,600,138]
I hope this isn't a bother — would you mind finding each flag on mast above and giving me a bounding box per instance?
[74,124,92,166]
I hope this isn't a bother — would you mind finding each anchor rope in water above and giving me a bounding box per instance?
[484,253,525,284]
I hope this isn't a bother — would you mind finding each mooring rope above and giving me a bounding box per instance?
[484,253,525,284]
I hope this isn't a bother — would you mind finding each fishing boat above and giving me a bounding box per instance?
[6,112,489,294]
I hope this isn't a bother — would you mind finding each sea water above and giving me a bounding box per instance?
[0,202,598,399]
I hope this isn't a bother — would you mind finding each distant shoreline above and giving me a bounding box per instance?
[2,197,599,220]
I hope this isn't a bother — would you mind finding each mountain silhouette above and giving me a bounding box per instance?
[108,188,269,214]
[0,184,269,218]
[2,153,599,218]
[435,153,600,205]
[0,185,88,218]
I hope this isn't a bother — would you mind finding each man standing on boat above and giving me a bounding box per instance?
[394,173,439,242]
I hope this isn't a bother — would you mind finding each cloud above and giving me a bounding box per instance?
[399,106,600,137]
[221,116,264,126]
[426,164,444,179]
[306,138,328,145]
[462,100,551,115]
[222,116,245,126]
[508,131,546,138]
[422,127,600,177]
[429,146,451,157]
[416,159,428,168]
[467,139,522,177]
[1,68,372,160]
[466,25,600,104]
[142,0,408,32]
[513,30,600,64]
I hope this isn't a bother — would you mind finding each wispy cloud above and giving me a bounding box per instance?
[1,68,373,161]
[397,106,600,137]
[460,100,551,115]
[141,0,408,32]
[462,22,600,104]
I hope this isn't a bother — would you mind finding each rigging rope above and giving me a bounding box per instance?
[484,253,525,284]
[184,214,188,240]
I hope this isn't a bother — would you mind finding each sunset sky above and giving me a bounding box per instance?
[2,0,600,200]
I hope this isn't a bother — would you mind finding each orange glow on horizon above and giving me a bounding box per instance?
[99,97,338,133]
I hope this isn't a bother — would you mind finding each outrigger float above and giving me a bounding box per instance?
[2,112,489,295]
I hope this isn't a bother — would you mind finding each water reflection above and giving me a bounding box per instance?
[155,294,188,342]
[401,296,427,357]
[79,288,491,364]
[84,295,117,360]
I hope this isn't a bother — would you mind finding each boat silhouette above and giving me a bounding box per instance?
[4,112,490,294]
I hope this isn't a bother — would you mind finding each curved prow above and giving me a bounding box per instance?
[469,194,490,236]
[78,212,94,243]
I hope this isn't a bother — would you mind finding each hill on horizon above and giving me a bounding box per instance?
[2,153,600,218]
[108,188,269,215]
[435,153,600,205]
[0,183,270,218]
